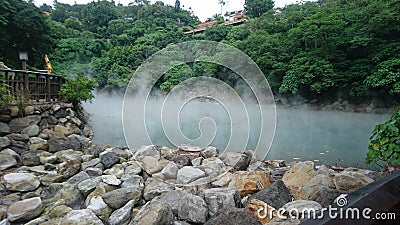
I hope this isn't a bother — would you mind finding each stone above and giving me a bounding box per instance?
[48,135,89,152]
[99,151,120,169]
[86,196,112,220]
[60,209,103,225]
[0,153,17,171]
[171,221,191,225]
[0,137,11,149]
[133,145,160,160]
[142,156,164,175]
[86,168,103,177]
[49,205,72,219]
[246,199,276,224]
[20,151,41,166]
[82,158,101,170]
[192,157,203,166]
[121,175,144,190]
[104,164,125,178]
[7,133,29,142]
[204,207,262,225]
[0,122,10,135]
[55,149,83,162]
[4,173,40,192]
[344,167,382,181]
[109,200,135,225]
[299,174,335,199]
[201,158,227,178]
[309,186,340,207]
[0,114,11,122]
[9,140,28,154]
[101,175,121,186]
[161,162,179,179]
[282,161,317,199]
[102,188,141,209]
[204,188,241,217]
[220,152,244,167]
[54,125,72,138]
[39,151,56,164]
[246,180,291,209]
[177,166,206,184]
[317,165,335,176]
[282,200,322,218]
[52,183,84,209]
[67,171,90,185]
[172,155,192,168]
[229,171,271,196]
[21,125,39,137]
[8,115,41,133]
[129,200,173,225]
[178,194,208,223]
[24,106,34,115]
[7,197,44,222]
[143,178,174,201]
[78,177,102,195]
[202,146,218,158]
[334,171,374,192]
[125,162,142,175]
[157,190,191,215]
[29,137,48,150]
[212,172,233,188]
[58,160,81,178]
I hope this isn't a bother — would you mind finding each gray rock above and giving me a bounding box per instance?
[191,157,203,166]
[58,160,81,178]
[86,196,112,219]
[8,115,41,133]
[82,158,101,170]
[220,151,251,170]
[143,178,174,201]
[157,190,191,215]
[0,122,10,135]
[56,149,83,162]
[177,166,206,184]
[102,188,141,209]
[53,183,85,208]
[172,155,192,168]
[7,197,44,222]
[121,175,144,190]
[101,175,121,186]
[129,200,173,225]
[99,151,120,169]
[24,106,34,115]
[204,188,241,217]
[0,153,17,171]
[109,200,135,225]
[21,125,39,137]
[133,145,160,160]
[20,151,40,166]
[125,161,142,175]
[171,221,191,225]
[161,162,179,179]
[48,134,89,152]
[202,146,218,158]
[0,137,11,149]
[246,180,291,209]
[177,194,208,223]
[60,209,103,225]
[6,133,29,142]
[29,137,48,150]
[4,173,40,192]
[85,167,103,177]
[344,167,382,181]
[334,171,374,192]
[204,207,262,225]
[201,158,227,178]
[9,140,28,154]
[78,177,102,195]
[142,156,164,175]
[67,171,90,185]
[309,186,340,207]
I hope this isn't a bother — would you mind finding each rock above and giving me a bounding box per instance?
[246,199,276,224]
[49,205,72,219]
[317,165,334,176]
[109,200,135,225]
[161,162,179,179]
[220,152,246,168]
[212,172,233,188]
[344,167,382,181]
[176,166,206,184]
[24,106,34,115]
[246,180,291,209]
[104,164,125,178]
[102,188,141,209]
[0,153,17,171]
[133,145,160,160]
[60,209,103,225]
[58,160,81,178]
[121,175,144,190]
[129,200,173,225]
[20,151,41,166]
[229,171,271,196]
[282,200,322,218]
[67,171,90,185]
[52,183,84,208]
[172,155,192,168]
[99,151,120,169]
[143,178,174,201]
[0,114,11,122]
[101,175,121,186]
[21,125,39,137]
[201,158,227,178]
[125,162,142,175]
[142,156,164,175]
[282,161,317,199]
[112,147,131,160]
[334,171,374,192]
[82,158,101,170]
[86,196,112,220]
[156,190,190,215]
[192,157,203,166]
[299,174,335,199]
[54,125,72,138]
[29,137,48,150]
[0,122,10,135]
[56,149,83,162]
[204,207,262,225]
[309,186,340,207]
[171,221,191,225]
[0,137,11,149]
[4,173,40,192]
[178,194,208,223]
[204,188,241,217]
[8,115,41,133]
[48,135,89,152]
[78,177,102,195]
[202,146,218,158]
[7,197,44,222]
[6,133,29,142]
[86,168,103,177]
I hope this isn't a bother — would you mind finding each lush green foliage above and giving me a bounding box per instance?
[244,0,274,18]
[0,83,13,108]
[60,75,98,104]
[367,107,400,166]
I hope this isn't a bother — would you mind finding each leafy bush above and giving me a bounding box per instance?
[60,75,98,104]
[366,107,400,166]
[0,82,13,109]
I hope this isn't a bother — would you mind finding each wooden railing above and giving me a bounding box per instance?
[0,68,66,102]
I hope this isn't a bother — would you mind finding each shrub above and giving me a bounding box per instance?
[0,82,13,109]
[366,107,400,166]
[60,75,98,105]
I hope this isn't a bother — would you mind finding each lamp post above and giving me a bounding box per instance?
[19,51,28,70]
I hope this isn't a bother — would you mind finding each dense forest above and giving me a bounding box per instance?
[1,0,399,102]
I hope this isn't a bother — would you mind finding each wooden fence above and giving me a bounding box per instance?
[0,68,66,102]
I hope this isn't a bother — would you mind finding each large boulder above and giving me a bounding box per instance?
[129,200,173,225]
[334,171,374,192]
[7,197,44,222]
[8,115,41,133]
[0,137,11,149]
[60,209,103,225]
[204,207,262,225]
[229,171,271,196]
[177,194,208,223]
[0,152,17,171]
[246,180,291,209]
[133,145,160,160]
[0,122,10,135]
[204,188,241,217]
[4,173,40,192]
[176,166,206,184]
[282,161,317,199]
[156,190,190,215]
[109,200,135,225]
[102,188,141,209]
[99,151,120,169]
[143,178,174,201]
[21,125,39,137]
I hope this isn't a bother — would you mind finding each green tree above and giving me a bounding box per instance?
[60,75,98,105]
[244,0,274,18]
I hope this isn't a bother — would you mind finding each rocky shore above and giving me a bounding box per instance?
[0,103,388,225]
